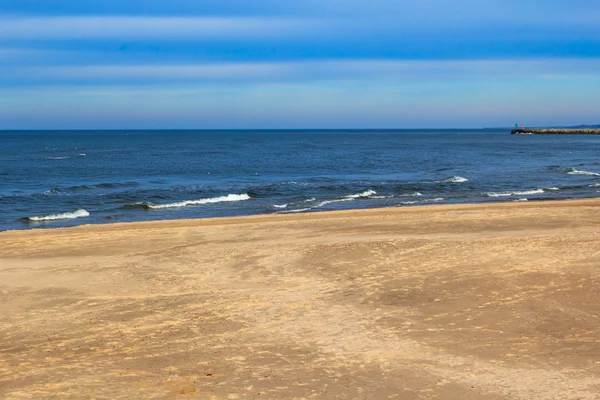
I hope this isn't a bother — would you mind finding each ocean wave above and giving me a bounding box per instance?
[277,191,374,214]
[590,183,600,188]
[78,153,87,157]
[439,176,469,183]
[314,198,354,208]
[399,192,422,197]
[400,200,420,205]
[44,156,70,160]
[27,209,90,222]
[513,198,529,202]
[344,190,377,199]
[546,187,559,191]
[567,168,600,177]
[46,181,139,194]
[400,197,446,205]
[280,208,312,213]
[485,189,544,197]
[271,197,317,211]
[144,193,251,209]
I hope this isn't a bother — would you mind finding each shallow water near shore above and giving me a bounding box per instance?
[2,129,600,231]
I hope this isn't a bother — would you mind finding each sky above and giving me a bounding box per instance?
[0,0,599,129]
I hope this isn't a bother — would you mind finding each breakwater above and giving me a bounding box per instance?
[512,128,600,135]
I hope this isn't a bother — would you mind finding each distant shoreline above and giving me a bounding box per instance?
[512,128,600,135]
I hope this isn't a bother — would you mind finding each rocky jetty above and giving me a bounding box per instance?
[511,128,600,135]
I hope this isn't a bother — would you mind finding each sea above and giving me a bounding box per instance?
[2,129,600,231]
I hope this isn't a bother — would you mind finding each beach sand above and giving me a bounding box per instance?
[2,200,600,399]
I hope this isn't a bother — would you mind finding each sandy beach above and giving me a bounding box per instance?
[2,200,600,399]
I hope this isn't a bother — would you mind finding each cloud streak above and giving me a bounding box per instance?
[0,16,319,40]
[7,59,600,85]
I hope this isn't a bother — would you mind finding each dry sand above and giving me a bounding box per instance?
[2,200,600,399]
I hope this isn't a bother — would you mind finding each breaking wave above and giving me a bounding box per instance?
[439,176,469,183]
[344,190,377,199]
[143,193,251,209]
[485,189,545,197]
[423,198,446,203]
[278,190,375,214]
[27,209,90,222]
[400,200,420,205]
[567,168,600,177]
[399,192,422,197]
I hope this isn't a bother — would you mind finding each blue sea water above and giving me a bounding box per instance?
[1,129,600,231]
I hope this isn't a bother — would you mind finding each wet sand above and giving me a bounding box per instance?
[2,200,600,399]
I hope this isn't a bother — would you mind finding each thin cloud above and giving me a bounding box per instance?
[9,59,600,84]
[0,16,320,40]
[40,63,294,80]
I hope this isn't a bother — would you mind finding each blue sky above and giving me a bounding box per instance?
[1,0,599,129]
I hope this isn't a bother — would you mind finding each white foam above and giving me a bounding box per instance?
[590,183,600,188]
[399,192,422,197]
[567,168,600,177]
[513,198,529,202]
[440,176,469,183]
[402,197,445,205]
[147,193,250,209]
[28,209,90,222]
[400,200,420,205]
[44,156,70,160]
[344,190,377,199]
[486,189,544,197]
[273,204,288,209]
[546,187,559,191]
[315,198,354,208]
[78,153,87,157]
[281,208,311,213]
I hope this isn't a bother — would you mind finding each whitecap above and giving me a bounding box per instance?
[273,204,288,209]
[424,198,446,203]
[439,176,469,183]
[485,189,544,197]
[344,190,377,199]
[546,187,559,191]
[513,198,529,202]
[44,156,70,160]
[147,193,250,209]
[567,168,600,177]
[28,209,90,222]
